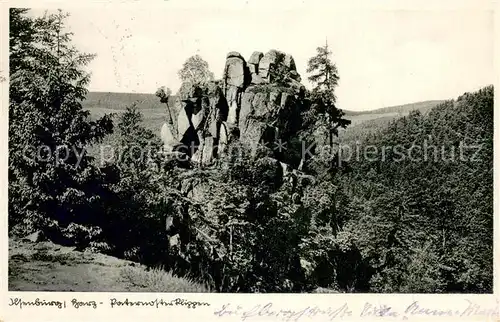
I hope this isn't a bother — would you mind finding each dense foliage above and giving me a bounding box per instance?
[337,86,493,292]
[9,9,113,241]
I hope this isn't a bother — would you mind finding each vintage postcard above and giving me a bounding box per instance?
[1,0,498,321]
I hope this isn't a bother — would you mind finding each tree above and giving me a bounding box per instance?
[155,86,172,105]
[338,86,493,292]
[9,9,113,239]
[300,42,350,176]
[306,41,350,142]
[307,40,339,97]
[100,103,171,263]
[9,8,36,73]
[177,54,214,99]
[115,103,162,169]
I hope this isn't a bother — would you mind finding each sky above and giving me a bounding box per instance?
[30,1,494,111]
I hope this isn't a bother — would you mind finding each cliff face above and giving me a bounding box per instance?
[160,49,308,169]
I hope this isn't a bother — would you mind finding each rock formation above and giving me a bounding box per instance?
[157,51,318,279]
[159,49,307,168]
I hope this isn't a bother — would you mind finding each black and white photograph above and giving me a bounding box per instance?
[6,2,494,296]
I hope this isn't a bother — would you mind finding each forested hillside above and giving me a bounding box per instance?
[335,86,493,292]
[338,100,446,144]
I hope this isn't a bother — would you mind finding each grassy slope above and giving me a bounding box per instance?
[9,237,210,292]
[83,91,168,110]
[83,92,177,140]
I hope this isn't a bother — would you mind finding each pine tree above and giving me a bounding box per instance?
[9,9,113,237]
[307,40,339,97]
[9,8,36,73]
[306,41,350,140]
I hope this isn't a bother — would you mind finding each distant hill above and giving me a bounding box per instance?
[83,91,168,110]
[82,92,178,137]
[82,91,447,141]
[343,100,446,117]
[84,92,445,116]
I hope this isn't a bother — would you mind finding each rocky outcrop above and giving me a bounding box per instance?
[247,51,264,85]
[224,52,246,87]
[258,50,278,82]
[158,49,308,167]
[155,50,319,278]
[223,52,246,132]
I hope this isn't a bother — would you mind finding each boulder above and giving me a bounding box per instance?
[225,85,241,127]
[289,70,302,82]
[177,101,192,141]
[252,91,271,119]
[248,51,263,65]
[227,51,244,60]
[192,135,215,165]
[239,91,256,129]
[240,117,278,158]
[259,50,280,79]
[240,119,266,154]
[218,122,229,155]
[160,122,179,151]
[224,52,246,88]
[201,136,215,164]
[284,54,296,71]
[158,49,308,167]
[206,113,219,139]
[250,73,265,85]
[247,64,258,74]
[23,230,45,243]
